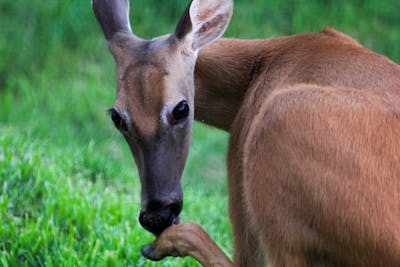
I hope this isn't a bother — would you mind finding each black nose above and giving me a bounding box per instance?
[139,201,182,235]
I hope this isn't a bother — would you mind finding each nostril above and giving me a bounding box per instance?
[139,201,183,235]
[169,201,183,216]
[139,207,173,235]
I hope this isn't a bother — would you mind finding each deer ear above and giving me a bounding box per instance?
[92,0,133,40]
[175,0,233,51]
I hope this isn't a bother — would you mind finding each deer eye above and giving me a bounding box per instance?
[172,100,190,122]
[109,108,129,132]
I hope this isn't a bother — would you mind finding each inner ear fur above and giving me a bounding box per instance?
[174,0,233,51]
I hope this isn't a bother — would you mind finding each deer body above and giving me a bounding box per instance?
[190,29,400,266]
[92,1,400,266]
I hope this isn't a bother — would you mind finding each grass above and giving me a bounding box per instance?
[0,0,399,266]
[0,125,228,266]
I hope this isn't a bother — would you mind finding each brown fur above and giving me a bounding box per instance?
[231,30,400,266]
[152,28,400,267]
[92,1,400,265]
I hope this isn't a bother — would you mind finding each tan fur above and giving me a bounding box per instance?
[93,1,400,266]
[151,29,400,267]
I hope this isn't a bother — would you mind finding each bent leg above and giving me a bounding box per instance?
[142,222,234,267]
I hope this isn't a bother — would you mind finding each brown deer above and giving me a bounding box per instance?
[92,0,400,266]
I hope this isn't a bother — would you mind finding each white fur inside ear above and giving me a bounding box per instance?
[188,0,233,51]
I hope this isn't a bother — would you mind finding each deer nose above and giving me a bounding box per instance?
[139,200,182,235]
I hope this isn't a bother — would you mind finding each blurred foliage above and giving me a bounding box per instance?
[0,0,399,95]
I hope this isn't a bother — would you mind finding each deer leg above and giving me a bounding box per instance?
[227,144,264,267]
[228,178,264,266]
[141,222,234,267]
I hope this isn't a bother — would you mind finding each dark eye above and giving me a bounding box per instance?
[172,100,190,122]
[109,108,129,132]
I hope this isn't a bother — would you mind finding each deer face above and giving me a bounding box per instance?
[110,38,196,234]
[93,0,232,235]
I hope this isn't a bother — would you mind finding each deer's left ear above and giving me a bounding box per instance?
[174,0,233,51]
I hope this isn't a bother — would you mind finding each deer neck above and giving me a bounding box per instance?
[194,38,269,132]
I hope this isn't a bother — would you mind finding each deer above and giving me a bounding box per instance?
[92,0,400,266]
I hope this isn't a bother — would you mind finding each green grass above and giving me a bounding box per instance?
[0,124,229,266]
[0,0,399,266]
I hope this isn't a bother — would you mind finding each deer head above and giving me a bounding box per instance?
[92,0,233,235]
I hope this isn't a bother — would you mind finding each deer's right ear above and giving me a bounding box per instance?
[92,0,134,41]
[174,0,233,52]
